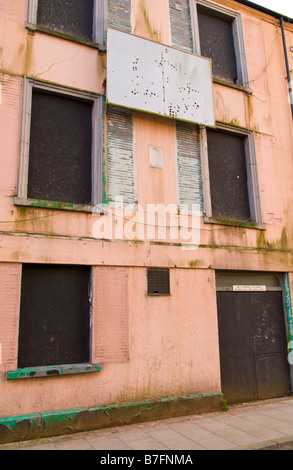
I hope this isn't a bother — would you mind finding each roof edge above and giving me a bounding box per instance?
[233,0,293,23]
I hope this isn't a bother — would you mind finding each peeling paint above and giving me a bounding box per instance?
[14,197,95,213]
[0,393,223,444]
[135,0,161,43]
[189,260,200,268]
[23,33,33,76]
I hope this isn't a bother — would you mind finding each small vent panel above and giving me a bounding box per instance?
[147,268,170,295]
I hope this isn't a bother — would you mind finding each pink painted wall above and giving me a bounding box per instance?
[0,264,220,416]
[0,0,293,418]
[135,112,177,208]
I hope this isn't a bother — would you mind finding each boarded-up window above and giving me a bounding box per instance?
[18,265,91,369]
[28,89,93,205]
[169,0,193,52]
[108,0,132,33]
[37,0,94,41]
[207,129,250,221]
[197,7,238,83]
[147,268,170,295]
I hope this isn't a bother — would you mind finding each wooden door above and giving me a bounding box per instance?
[217,290,291,404]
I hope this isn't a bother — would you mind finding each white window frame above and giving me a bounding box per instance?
[27,0,106,46]
[190,0,249,87]
[200,123,264,228]
[15,77,104,212]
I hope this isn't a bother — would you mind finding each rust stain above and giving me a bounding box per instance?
[134,0,162,42]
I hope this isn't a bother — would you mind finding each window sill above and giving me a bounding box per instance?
[213,77,253,95]
[26,22,106,53]
[14,197,106,215]
[7,364,101,380]
[204,216,266,230]
[147,293,171,296]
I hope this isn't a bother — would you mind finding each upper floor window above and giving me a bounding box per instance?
[201,124,262,227]
[16,78,103,211]
[27,0,105,45]
[207,128,250,221]
[191,0,249,86]
[197,7,237,83]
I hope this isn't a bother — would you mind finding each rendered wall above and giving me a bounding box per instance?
[0,263,221,417]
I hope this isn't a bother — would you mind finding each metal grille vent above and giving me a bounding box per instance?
[147,268,170,295]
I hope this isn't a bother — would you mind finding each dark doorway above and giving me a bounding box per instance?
[217,275,292,404]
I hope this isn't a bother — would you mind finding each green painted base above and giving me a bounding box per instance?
[0,393,223,444]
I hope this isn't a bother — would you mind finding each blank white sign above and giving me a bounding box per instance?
[107,28,215,127]
[233,285,267,292]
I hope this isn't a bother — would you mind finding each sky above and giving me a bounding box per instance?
[250,0,293,18]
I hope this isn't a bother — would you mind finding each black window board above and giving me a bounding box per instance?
[18,264,91,369]
[28,89,93,206]
[37,0,94,42]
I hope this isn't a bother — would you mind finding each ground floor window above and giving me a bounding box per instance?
[147,268,170,295]
[18,264,91,369]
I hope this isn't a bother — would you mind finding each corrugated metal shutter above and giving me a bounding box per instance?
[107,105,135,205]
[176,121,203,212]
[170,2,203,213]
[169,0,193,52]
[108,0,132,32]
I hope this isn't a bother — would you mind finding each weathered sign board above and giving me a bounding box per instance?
[107,28,215,127]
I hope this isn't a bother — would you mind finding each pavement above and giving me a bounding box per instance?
[2,396,293,451]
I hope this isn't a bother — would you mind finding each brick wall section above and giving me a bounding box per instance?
[92,266,130,364]
[0,263,21,373]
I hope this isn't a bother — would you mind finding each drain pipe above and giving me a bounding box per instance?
[280,16,293,119]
